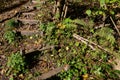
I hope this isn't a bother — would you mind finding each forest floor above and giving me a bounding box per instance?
[0,0,120,80]
[0,0,56,79]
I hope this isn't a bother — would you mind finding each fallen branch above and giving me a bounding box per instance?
[32,0,46,4]
[36,64,70,80]
[20,30,43,36]
[73,34,112,54]
[94,24,110,29]
[25,45,57,54]
[38,45,55,51]
[0,0,28,14]
[18,19,39,25]
[22,12,35,15]
[110,16,120,36]
[0,9,35,23]
[77,37,95,50]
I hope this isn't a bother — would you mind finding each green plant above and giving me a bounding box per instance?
[86,0,120,20]
[4,31,16,44]
[7,52,26,76]
[39,18,78,45]
[94,27,115,46]
[39,16,120,79]
[6,19,20,28]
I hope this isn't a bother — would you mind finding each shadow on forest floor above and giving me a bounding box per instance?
[0,0,29,14]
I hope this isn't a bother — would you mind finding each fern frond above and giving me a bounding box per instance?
[73,19,87,27]
[107,34,115,45]
[73,19,94,29]
[94,27,115,45]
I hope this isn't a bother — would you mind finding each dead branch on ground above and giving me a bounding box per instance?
[36,64,70,80]
[25,45,58,54]
[110,16,120,36]
[20,30,43,36]
[18,19,39,25]
[73,34,112,54]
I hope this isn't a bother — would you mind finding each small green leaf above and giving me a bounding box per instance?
[98,11,103,15]
[86,9,91,16]
[100,0,105,7]
[75,42,79,47]
[110,10,115,15]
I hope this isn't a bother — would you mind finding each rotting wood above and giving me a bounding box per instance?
[22,12,35,15]
[18,19,39,25]
[0,8,35,23]
[25,45,58,54]
[20,30,43,36]
[36,64,70,80]
[32,0,46,4]
[0,0,29,14]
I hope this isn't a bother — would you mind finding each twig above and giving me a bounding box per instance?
[38,45,55,51]
[61,4,66,19]
[78,37,95,50]
[22,12,35,15]
[61,0,68,20]
[110,16,120,36]
[55,0,61,19]
[36,64,70,80]
[94,24,110,29]
[73,34,112,54]
[64,5,68,18]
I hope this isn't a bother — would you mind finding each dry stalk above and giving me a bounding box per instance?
[78,38,95,50]
[61,0,68,20]
[53,0,68,20]
[73,34,112,54]
[53,0,61,20]
[63,5,68,19]
[110,16,120,36]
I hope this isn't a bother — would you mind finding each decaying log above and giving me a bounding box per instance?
[25,45,57,54]
[20,30,43,36]
[36,64,70,80]
[0,0,28,14]
[18,19,39,25]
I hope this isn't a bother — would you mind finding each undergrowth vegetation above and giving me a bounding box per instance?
[7,52,26,78]
[4,30,16,44]
[2,0,120,80]
[3,19,22,44]
[39,17,120,79]
[38,0,120,79]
